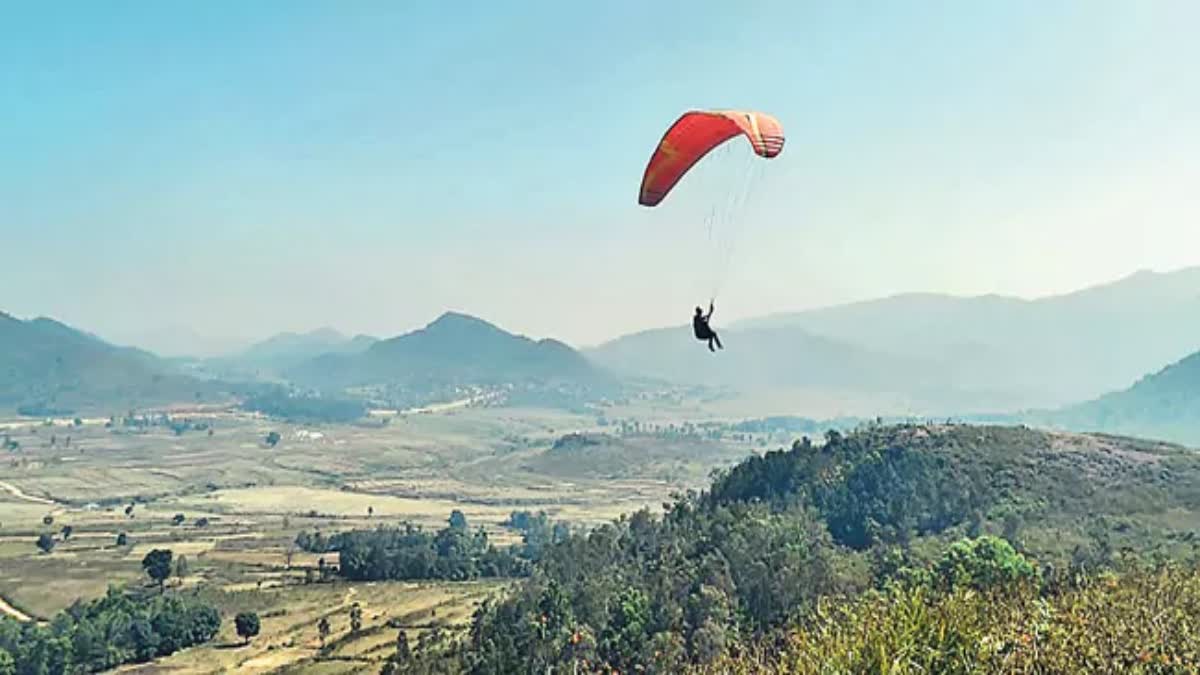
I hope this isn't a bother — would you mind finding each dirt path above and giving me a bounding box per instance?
[0,595,34,622]
[0,480,56,506]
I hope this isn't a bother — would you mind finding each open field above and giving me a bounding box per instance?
[113,580,505,674]
[0,401,760,671]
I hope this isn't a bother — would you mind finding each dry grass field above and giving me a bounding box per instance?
[0,401,753,671]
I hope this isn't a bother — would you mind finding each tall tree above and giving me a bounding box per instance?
[317,616,331,648]
[142,548,174,591]
[235,612,261,645]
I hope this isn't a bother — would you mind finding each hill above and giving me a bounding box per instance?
[587,322,1011,413]
[211,327,377,375]
[462,431,751,485]
[0,311,225,414]
[593,267,1200,412]
[450,423,1200,673]
[1044,349,1200,445]
[288,312,611,408]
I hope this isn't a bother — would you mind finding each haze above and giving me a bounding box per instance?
[3,1,1198,356]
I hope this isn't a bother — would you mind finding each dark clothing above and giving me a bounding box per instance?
[693,311,723,352]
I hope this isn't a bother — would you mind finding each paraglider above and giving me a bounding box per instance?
[693,302,722,352]
[638,110,784,207]
[637,109,784,352]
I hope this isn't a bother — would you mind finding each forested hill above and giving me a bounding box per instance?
[0,311,224,414]
[1043,348,1200,445]
[436,423,1200,673]
[288,312,601,389]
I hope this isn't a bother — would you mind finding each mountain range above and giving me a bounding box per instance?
[590,267,1200,412]
[209,327,378,375]
[4,266,1198,440]
[0,312,225,413]
[288,312,601,392]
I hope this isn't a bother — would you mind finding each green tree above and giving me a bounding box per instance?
[395,629,411,661]
[349,602,363,633]
[116,532,128,547]
[60,524,72,540]
[264,431,281,448]
[935,535,1038,592]
[43,514,54,526]
[448,509,468,531]
[36,532,55,554]
[142,548,174,591]
[171,513,185,526]
[0,647,14,675]
[235,612,261,645]
[317,616,331,648]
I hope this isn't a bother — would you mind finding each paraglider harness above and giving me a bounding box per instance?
[693,302,723,351]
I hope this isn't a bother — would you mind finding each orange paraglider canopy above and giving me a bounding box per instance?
[638,110,784,207]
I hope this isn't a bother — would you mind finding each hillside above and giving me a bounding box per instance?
[1045,349,1200,445]
[594,267,1200,411]
[587,322,1013,412]
[0,311,224,414]
[212,327,377,375]
[451,423,1200,673]
[462,431,751,485]
[288,312,611,407]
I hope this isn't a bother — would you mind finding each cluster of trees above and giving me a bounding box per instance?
[295,512,532,582]
[240,391,366,423]
[404,424,1200,673]
[707,430,990,549]
[503,510,571,560]
[459,499,841,672]
[0,587,220,673]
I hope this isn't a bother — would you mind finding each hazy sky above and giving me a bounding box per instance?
[3,1,1198,355]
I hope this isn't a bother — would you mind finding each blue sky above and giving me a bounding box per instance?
[2,1,1198,354]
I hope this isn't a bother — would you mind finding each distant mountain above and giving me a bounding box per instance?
[592,322,930,388]
[0,311,224,414]
[1042,349,1200,445]
[228,327,377,372]
[594,267,1200,412]
[104,325,251,359]
[288,312,608,407]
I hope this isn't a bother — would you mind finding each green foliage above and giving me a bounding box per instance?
[0,587,220,673]
[242,392,367,424]
[141,549,173,590]
[935,535,1039,592]
[296,522,531,582]
[317,616,330,647]
[697,564,1200,674]
[461,500,840,673]
[234,612,260,644]
[450,424,1200,673]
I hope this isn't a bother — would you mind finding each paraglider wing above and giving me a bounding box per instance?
[638,110,784,207]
